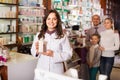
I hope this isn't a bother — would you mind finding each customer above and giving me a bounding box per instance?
[31,9,73,74]
[87,34,101,80]
[99,18,120,80]
[86,14,106,47]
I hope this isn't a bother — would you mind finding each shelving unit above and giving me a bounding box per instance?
[106,0,113,17]
[0,1,18,50]
[18,0,45,53]
[105,0,120,31]
[53,0,103,32]
[0,0,45,52]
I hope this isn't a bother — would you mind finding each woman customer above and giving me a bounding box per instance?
[31,9,73,74]
[99,18,120,80]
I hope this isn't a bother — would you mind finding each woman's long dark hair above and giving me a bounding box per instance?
[38,9,64,39]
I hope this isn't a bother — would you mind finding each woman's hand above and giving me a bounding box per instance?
[35,41,39,55]
[114,30,118,33]
[99,46,105,51]
[42,50,53,57]
[35,41,53,57]
[88,62,93,68]
[89,63,93,68]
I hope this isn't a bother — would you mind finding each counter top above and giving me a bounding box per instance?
[4,51,38,80]
[6,51,37,65]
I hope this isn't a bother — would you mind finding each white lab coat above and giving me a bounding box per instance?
[31,32,73,74]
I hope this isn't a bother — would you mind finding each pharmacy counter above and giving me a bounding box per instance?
[34,68,82,80]
[6,52,38,80]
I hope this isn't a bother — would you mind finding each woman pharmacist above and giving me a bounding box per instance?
[31,9,73,74]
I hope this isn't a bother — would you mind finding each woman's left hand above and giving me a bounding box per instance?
[42,50,53,57]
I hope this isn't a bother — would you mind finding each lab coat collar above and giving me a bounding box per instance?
[46,30,56,35]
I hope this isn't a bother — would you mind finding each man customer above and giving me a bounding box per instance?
[86,14,106,47]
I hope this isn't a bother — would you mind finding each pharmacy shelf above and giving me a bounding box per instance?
[0,32,17,34]
[0,18,18,19]
[0,2,17,5]
[0,1,18,50]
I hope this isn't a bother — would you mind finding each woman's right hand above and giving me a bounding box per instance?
[99,46,105,51]
[35,41,39,55]
[42,50,53,57]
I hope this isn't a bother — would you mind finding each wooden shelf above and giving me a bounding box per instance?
[0,1,18,50]
[18,32,36,34]
[4,43,17,48]
[0,32,17,34]
[19,22,42,26]
[19,5,45,9]
[21,42,32,46]
[0,18,18,19]
[18,14,43,18]
[0,2,18,5]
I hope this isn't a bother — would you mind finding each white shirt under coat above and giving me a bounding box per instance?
[31,32,73,74]
[100,29,120,57]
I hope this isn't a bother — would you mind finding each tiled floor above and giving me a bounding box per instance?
[111,67,120,80]
[95,67,120,80]
[97,67,120,80]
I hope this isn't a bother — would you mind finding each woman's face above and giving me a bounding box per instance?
[104,19,112,29]
[46,12,58,31]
